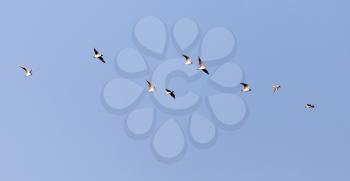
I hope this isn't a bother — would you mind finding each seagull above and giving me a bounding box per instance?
[272,84,281,93]
[93,48,105,63]
[305,104,315,109]
[146,80,155,92]
[165,89,176,99]
[197,57,209,75]
[182,54,192,65]
[20,66,32,77]
[240,83,251,92]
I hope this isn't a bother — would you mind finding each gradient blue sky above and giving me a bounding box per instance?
[0,0,349,180]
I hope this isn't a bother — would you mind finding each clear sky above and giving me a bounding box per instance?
[0,0,349,180]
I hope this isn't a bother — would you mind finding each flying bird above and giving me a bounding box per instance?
[272,84,281,93]
[182,54,192,65]
[240,83,251,92]
[197,57,209,75]
[305,104,315,109]
[165,89,176,99]
[146,80,155,92]
[20,66,32,77]
[93,48,105,63]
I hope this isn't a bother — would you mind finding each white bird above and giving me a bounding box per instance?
[182,54,192,65]
[305,104,315,109]
[272,84,281,93]
[165,89,176,99]
[146,80,155,92]
[93,48,105,63]
[240,83,251,92]
[197,57,209,75]
[241,82,252,92]
[20,66,32,77]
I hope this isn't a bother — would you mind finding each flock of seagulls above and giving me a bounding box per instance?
[19,49,315,110]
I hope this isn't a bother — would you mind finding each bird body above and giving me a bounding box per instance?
[146,80,155,92]
[165,89,176,99]
[20,66,32,77]
[182,54,192,65]
[305,104,315,109]
[272,84,281,93]
[94,48,105,63]
[240,83,251,92]
[197,57,209,75]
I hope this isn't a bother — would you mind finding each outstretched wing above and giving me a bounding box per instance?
[98,56,105,63]
[94,48,99,55]
[146,80,151,87]
[198,57,203,66]
[20,66,27,71]
[170,92,176,99]
[240,83,248,87]
[202,69,209,75]
[182,54,190,59]
[147,80,154,88]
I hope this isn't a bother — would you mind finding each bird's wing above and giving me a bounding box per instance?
[240,83,248,87]
[182,54,189,59]
[198,57,203,66]
[94,48,99,55]
[20,66,28,72]
[202,69,209,75]
[170,92,176,99]
[98,56,105,63]
[147,80,152,87]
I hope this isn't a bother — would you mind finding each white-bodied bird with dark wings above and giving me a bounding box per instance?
[305,104,315,109]
[20,66,32,77]
[272,84,281,93]
[240,83,251,92]
[93,48,105,63]
[197,57,209,75]
[165,89,176,99]
[146,80,155,92]
[182,54,192,65]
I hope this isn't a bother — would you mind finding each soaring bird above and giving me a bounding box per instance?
[272,84,281,93]
[305,104,315,109]
[93,48,105,63]
[165,89,176,99]
[240,83,251,92]
[20,66,32,77]
[146,80,155,92]
[182,54,192,65]
[197,57,209,75]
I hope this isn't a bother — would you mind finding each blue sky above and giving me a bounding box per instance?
[0,0,349,180]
